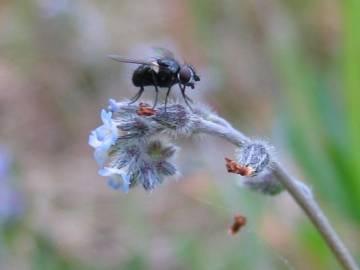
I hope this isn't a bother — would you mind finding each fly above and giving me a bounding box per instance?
[108,48,200,110]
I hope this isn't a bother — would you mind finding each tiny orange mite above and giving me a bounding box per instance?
[136,103,157,116]
[228,214,247,235]
[225,157,255,176]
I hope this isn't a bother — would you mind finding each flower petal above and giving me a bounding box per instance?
[108,99,121,112]
[88,131,101,148]
[99,167,131,193]
[101,109,112,126]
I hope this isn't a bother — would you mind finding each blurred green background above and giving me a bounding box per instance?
[0,0,359,269]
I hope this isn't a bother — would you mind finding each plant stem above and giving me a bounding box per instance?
[273,165,359,270]
[197,118,359,270]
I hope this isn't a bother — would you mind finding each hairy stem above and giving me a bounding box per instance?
[196,118,248,146]
[197,117,359,270]
[273,165,359,270]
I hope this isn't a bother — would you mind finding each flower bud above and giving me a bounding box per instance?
[240,171,284,196]
[117,116,151,139]
[153,104,196,136]
[236,141,271,176]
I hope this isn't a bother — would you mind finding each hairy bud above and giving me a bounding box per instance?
[230,141,284,195]
[152,104,197,137]
[240,171,284,196]
[236,141,271,176]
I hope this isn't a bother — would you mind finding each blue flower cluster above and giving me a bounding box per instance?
[0,149,23,224]
[89,100,179,192]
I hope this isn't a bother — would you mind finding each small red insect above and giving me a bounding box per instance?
[225,157,255,176]
[136,103,157,116]
[228,214,247,235]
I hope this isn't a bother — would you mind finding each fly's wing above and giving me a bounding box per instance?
[152,47,176,60]
[108,54,160,72]
[151,48,181,74]
[108,55,154,65]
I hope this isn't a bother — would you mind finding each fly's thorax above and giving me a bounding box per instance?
[157,69,176,86]
[157,58,180,74]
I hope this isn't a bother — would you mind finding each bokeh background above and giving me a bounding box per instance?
[0,0,359,269]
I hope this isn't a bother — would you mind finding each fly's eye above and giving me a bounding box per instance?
[189,66,200,81]
[179,66,192,84]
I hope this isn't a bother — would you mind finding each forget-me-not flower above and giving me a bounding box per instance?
[0,149,23,224]
[99,167,131,193]
[89,109,119,166]
[89,100,183,192]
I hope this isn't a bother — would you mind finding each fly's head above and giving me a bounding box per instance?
[178,65,200,89]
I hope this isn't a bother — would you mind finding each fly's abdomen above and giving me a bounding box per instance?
[132,64,176,88]
[132,65,155,87]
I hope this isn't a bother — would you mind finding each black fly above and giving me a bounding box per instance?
[108,48,200,110]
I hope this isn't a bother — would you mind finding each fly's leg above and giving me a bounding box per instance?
[153,87,159,109]
[128,86,144,104]
[184,93,193,104]
[151,71,159,109]
[164,86,172,112]
[180,85,193,111]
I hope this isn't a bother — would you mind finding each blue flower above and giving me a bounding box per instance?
[108,99,122,112]
[98,167,131,193]
[0,149,23,224]
[0,150,10,179]
[0,184,23,223]
[89,100,180,192]
[89,110,119,166]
